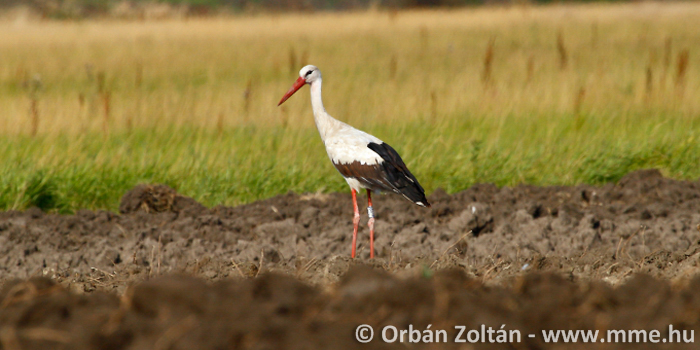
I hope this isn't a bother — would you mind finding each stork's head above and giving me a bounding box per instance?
[299,65,321,83]
[278,65,320,106]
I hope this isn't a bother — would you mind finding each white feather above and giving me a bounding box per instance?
[324,127,384,165]
[344,177,363,191]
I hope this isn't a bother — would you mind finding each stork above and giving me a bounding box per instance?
[278,65,430,259]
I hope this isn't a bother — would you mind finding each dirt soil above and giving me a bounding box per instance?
[1,169,700,349]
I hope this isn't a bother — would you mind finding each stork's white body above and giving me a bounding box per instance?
[309,79,384,191]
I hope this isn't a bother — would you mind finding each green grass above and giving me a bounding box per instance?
[2,108,698,212]
[1,3,700,212]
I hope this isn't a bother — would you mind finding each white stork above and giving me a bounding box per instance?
[278,65,430,259]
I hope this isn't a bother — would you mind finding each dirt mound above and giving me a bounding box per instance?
[0,169,699,292]
[1,268,699,349]
[2,169,700,348]
[119,184,207,216]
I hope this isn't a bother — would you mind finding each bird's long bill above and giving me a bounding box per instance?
[278,77,306,106]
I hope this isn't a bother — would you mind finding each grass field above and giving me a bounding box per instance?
[1,2,699,212]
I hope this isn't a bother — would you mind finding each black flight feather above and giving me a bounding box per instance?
[366,142,430,207]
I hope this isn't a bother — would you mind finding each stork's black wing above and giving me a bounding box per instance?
[367,142,430,207]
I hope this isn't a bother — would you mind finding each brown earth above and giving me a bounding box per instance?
[1,169,700,349]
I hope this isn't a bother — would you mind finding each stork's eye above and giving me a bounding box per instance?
[305,70,313,77]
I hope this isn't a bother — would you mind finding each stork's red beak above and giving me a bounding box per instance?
[278,77,306,106]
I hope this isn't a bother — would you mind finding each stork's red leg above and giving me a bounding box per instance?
[351,189,360,258]
[367,190,375,259]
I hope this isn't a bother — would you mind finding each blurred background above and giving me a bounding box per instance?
[0,0,698,212]
[0,0,639,18]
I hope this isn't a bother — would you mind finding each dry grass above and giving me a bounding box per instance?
[1,2,698,135]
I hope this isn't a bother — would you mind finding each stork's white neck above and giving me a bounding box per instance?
[309,78,339,141]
